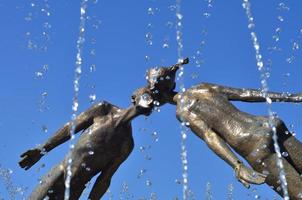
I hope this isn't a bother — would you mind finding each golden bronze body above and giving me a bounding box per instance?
[19,58,302,199]
[147,58,302,199]
[19,88,154,200]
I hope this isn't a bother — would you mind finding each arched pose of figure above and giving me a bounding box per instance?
[19,87,154,200]
[147,58,302,199]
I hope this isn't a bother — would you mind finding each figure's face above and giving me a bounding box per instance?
[131,88,154,116]
[146,66,177,104]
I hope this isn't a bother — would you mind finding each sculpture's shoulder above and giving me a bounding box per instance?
[188,82,218,92]
[183,82,212,98]
[88,100,121,117]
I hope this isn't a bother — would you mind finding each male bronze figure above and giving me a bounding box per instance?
[19,59,285,200]
[19,87,154,200]
[147,58,302,199]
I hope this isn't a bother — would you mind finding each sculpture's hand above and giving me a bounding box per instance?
[235,162,266,188]
[19,148,43,170]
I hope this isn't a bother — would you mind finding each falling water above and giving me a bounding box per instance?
[25,0,51,52]
[242,0,289,199]
[64,0,88,199]
[191,0,214,77]
[205,182,212,200]
[0,166,27,200]
[87,6,101,104]
[25,0,52,136]
[175,1,190,199]
[227,183,234,200]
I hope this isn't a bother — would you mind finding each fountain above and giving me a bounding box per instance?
[1,1,302,199]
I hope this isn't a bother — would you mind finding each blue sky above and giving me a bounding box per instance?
[0,0,302,199]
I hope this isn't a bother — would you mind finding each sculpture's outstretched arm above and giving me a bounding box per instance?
[184,114,266,187]
[198,83,302,103]
[19,102,108,170]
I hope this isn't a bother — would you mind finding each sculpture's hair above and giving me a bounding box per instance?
[146,67,177,92]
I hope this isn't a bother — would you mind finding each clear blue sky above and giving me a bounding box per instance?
[0,0,302,199]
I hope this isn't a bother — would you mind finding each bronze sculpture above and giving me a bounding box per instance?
[146,58,302,199]
[19,87,154,200]
[19,58,302,199]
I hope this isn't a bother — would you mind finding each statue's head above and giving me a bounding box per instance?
[146,58,189,105]
[131,87,154,116]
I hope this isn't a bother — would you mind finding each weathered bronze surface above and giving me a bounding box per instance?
[19,87,154,200]
[146,58,302,199]
[19,58,302,199]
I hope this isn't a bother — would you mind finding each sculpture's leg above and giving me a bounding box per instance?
[263,118,302,174]
[28,164,65,200]
[276,120,302,174]
[283,136,302,173]
[251,154,302,200]
[69,173,87,200]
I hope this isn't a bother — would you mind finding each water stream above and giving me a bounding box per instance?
[64,0,88,199]
[242,0,289,199]
[174,1,191,199]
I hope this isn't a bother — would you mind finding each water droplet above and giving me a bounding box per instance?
[137,169,146,178]
[257,61,264,69]
[248,23,255,29]
[275,27,281,33]
[166,21,174,29]
[89,64,96,72]
[145,32,153,46]
[175,179,182,185]
[139,146,146,152]
[286,56,295,64]
[42,125,48,133]
[282,152,288,157]
[88,151,94,155]
[277,16,284,22]
[146,179,152,187]
[292,42,299,50]
[168,5,176,11]
[145,55,151,61]
[89,94,96,102]
[147,7,154,15]
[81,7,86,15]
[203,12,211,18]
[191,73,198,79]
[277,3,290,11]
[90,49,96,56]
[25,13,32,21]
[176,13,183,20]
[162,43,169,49]
[272,35,280,42]
[254,194,260,199]
[144,155,152,160]
[151,131,159,142]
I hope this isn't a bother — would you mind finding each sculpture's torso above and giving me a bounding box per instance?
[66,101,134,187]
[176,84,274,157]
